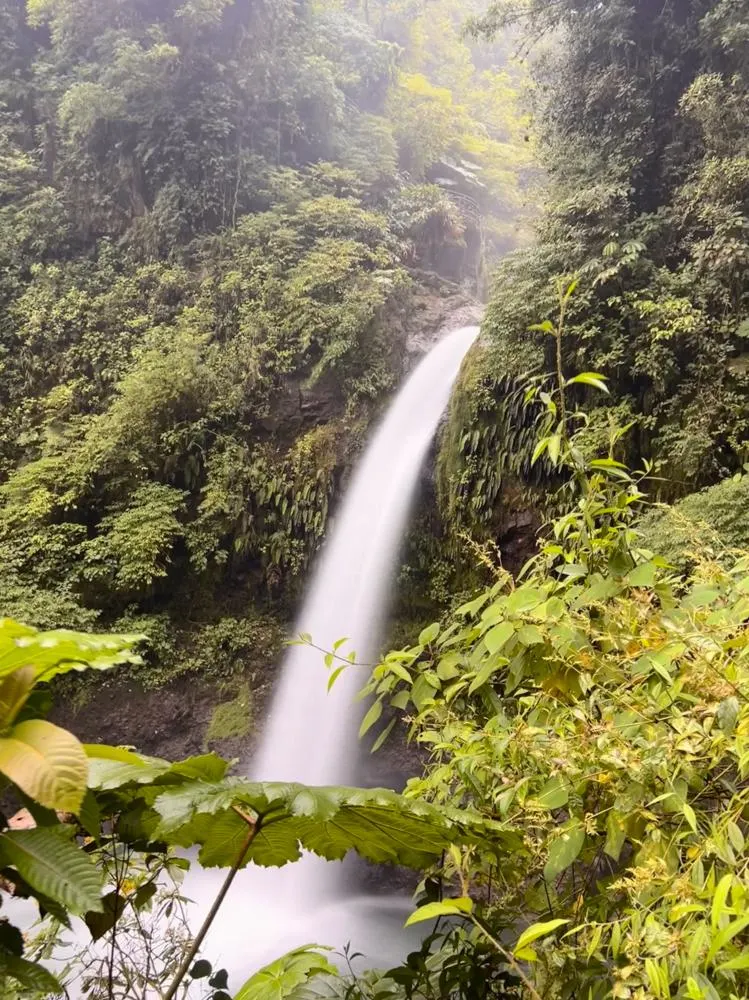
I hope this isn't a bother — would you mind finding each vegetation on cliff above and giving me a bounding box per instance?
[438,0,749,562]
[0,0,530,682]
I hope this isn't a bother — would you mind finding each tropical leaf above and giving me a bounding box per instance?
[0,620,143,683]
[0,666,36,727]
[543,821,585,881]
[85,745,229,791]
[0,951,63,995]
[534,776,568,811]
[0,827,103,915]
[141,771,519,871]
[0,720,88,812]
[404,897,473,926]
[566,372,609,393]
[514,918,568,955]
[85,743,172,790]
[85,890,127,941]
[235,945,336,1000]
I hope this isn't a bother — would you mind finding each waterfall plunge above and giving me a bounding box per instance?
[180,327,479,984]
[254,325,479,787]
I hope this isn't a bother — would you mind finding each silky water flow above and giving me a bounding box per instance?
[185,327,479,987]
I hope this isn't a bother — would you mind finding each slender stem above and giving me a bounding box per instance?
[162,817,259,1000]
[470,915,545,1000]
[555,287,568,430]
[108,841,126,999]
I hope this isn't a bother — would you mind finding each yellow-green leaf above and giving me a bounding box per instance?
[235,945,336,1000]
[0,666,36,727]
[405,897,473,927]
[534,776,568,811]
[484,620,514,656]
[359,700,382,738]
[711,873,733,930]
[544,821,585,881]
[0,720,88,812]
[514,919,568,955]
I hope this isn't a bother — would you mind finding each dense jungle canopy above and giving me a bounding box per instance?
[0,0,533,676]
[0,0,748,998]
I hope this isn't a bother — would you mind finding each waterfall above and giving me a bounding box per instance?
[253,325,479,787]
[183,326,480,983]
[25,327,478,998]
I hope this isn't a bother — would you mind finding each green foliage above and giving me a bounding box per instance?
[350,366,749,999]
[0,609,525,998]
[85,745,518,871]
[450,0,749,550]
[204,682,252,746]
[0,617,141,994]
[0,0,528,679]
[0,183,407,640]
[639,474,749,574]
[367,545,749,997]
[436,344,543,542]
[235,945,337,1000]
[80,483,187,597]
[0,827,102,916]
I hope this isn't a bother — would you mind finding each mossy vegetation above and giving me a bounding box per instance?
[204,682,253,747]
[638,474,749,574]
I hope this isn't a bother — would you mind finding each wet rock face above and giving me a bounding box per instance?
[258,371,342,442]
[53,675,219,762]
[403,288,484,362]
[256,280,482,449]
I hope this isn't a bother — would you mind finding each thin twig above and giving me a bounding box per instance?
[470,914,545,1000]
[162,816,259,1000]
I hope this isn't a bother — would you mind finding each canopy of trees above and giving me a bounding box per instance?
[0,0,530,679]
[439,0,749,559]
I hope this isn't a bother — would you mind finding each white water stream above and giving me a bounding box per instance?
[255,325,479,788]
[189,326,479,984]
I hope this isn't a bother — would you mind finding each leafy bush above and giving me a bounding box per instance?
[460,0,749,551]
[351,348,749,1000]
[639,474,749,574]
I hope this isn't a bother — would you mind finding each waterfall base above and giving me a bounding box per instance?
[186,859,422,989]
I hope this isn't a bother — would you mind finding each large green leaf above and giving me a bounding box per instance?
[85,743,172,790]
[85,745,228,790]
[150,778,520,870]
[235,945,337,1000]
[543,820,585,881]
[0,720,88,812]
[0,620,143,683]
[88,748,521,872]
[0,827,103,915]
[404,897,473,926]
[0,951,63,995]
[0,666,36,727]
[534,776,569,811]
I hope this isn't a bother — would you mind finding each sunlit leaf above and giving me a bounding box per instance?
[514,918,568,955]
[566,372,609,393]
[543,821,585,880]
[0,720,88,812]
[404,897,473,926]
[235,945,336,1000]
[0,952,63,995]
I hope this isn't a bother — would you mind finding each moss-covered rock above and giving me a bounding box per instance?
[638,475,749,573]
